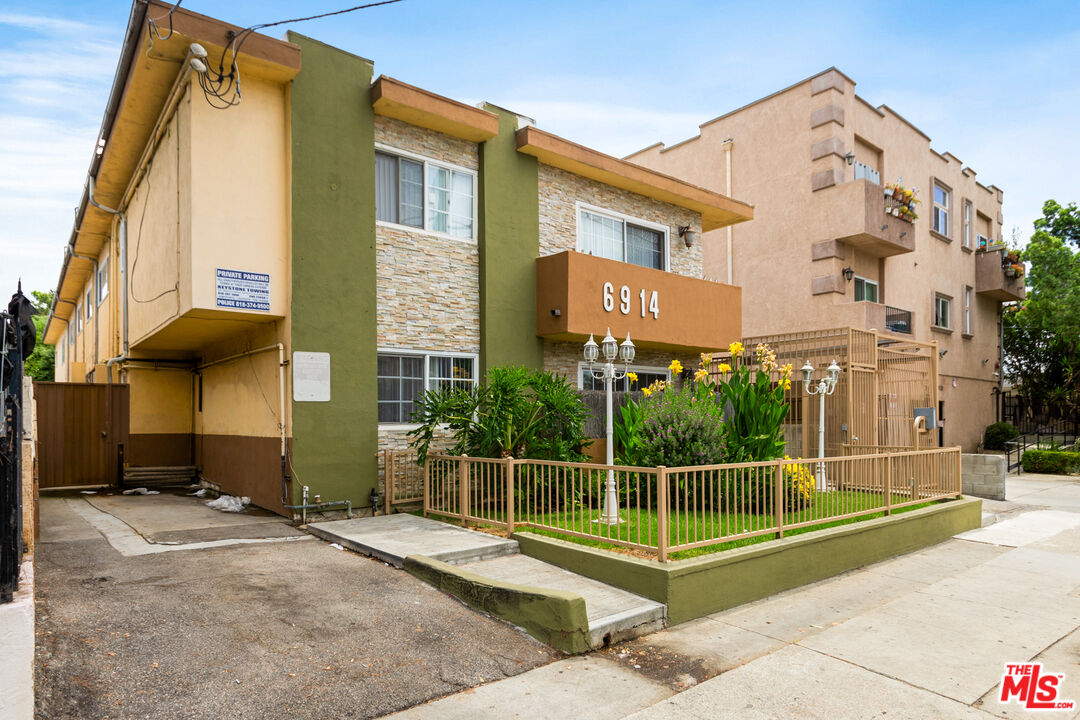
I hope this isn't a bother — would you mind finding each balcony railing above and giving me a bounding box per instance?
[885,306,912,335]
[854,161,880,185]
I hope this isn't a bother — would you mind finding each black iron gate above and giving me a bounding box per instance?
[1,284,33,603]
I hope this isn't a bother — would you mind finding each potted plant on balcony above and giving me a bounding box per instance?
[884,183,895,198]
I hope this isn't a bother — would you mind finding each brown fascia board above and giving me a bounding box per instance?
[371,76,499,142]
[515,125,753,231]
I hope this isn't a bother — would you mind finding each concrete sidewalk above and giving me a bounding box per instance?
[384,474,1080,719]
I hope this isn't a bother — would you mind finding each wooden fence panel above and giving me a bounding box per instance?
[35,382,129,489]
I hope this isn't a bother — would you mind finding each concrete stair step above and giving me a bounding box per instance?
[459,554,666,649]
[307,514,518,567]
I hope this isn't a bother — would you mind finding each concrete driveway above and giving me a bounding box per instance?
[385,473,1080,719]
[34,492,557,720]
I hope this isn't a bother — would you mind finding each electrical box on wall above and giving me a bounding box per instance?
[914,407,936,430]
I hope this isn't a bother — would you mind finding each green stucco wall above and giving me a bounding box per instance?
[515,496,982,625]
[404,554,591,654]
[478,107,543,374]
[288,33,378,507]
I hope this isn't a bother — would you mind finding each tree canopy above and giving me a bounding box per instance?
[23,290,55,382]
[1003,200,1080,418]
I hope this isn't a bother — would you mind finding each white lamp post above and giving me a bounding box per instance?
[801,359,841,491]
[584,328,635,524]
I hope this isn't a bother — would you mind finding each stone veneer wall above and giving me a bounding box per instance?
[374,117,481,452]
[373,120,480,352]
[537,163,704,279]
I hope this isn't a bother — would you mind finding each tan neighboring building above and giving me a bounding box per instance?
[628,68,1023,451]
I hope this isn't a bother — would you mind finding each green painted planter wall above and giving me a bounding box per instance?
[287,33,378,506]
[515,497,982,625]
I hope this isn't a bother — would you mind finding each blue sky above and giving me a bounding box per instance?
[1,0,1078,296]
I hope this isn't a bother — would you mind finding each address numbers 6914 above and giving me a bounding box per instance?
[602,282,659,319]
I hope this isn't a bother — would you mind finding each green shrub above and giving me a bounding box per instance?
[637,384,727,468]
[408,366,590,464]
[1021,449,1080,474]
[983,421,1019,450]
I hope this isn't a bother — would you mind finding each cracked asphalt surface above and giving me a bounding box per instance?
[34,495,558,719]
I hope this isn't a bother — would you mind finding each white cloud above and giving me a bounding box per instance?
[0,12,115,295]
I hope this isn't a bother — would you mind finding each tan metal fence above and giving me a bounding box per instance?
[424,447,961,561]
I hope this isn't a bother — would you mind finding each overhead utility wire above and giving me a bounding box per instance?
[168,0,404,109]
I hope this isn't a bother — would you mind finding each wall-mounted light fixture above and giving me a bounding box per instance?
[678,225,697,248]
[981,358,990,365]
[844,151,856,166]
[841,266,855,282]
[899,231,907,239]
[939,349,948,358]
[881,224,889,231]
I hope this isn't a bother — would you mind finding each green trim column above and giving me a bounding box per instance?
[288,33,378,506]
[478,107,543,374]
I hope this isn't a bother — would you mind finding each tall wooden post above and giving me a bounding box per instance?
[505,457,516,535]
[459,454,470,527]
[656,466,669,562]
[774,459,785,538]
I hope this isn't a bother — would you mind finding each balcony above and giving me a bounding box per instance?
[829,301,912,336]
[535,251,741,352]
[976,248,1026,302]
[813,179,915,258]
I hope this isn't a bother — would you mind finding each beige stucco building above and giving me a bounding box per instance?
[628,68,1024,451]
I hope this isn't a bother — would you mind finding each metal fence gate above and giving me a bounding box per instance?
[35,382,129,489]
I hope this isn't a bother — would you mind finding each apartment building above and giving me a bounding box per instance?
[44,1,752,513]
[628,68,1022,451]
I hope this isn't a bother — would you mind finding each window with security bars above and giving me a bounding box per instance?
[579,208,665,270]
[377,352,477,424]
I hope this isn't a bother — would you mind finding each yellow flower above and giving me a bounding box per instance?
[782,377,791,391]
[781,363,793,379]
[694,368,708,381]
[728,342,744,355]
[717,363,732,373]
[642,387,653,397]
[627,372,638,385]
[668,359,683,374]
[699,353,713,368]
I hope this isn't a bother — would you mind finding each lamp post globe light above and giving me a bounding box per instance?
[583,328,635,524]
[801,359,841,491]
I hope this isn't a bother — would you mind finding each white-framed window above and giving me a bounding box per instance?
[57,338,64,366]
[374,146,476,240]
[97,255,109,304]
[76,303,82,334]
[577,203,668,271]
[85,290,92,319]
[377,350,478,425]
[963,286,973,335]
[962,200,972,249]
[854,276,879,303]
[934,293,951,329]
[933,182,950,236]
[577,363,669,392]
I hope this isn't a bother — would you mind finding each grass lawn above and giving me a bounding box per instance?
[430,489,945,560]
